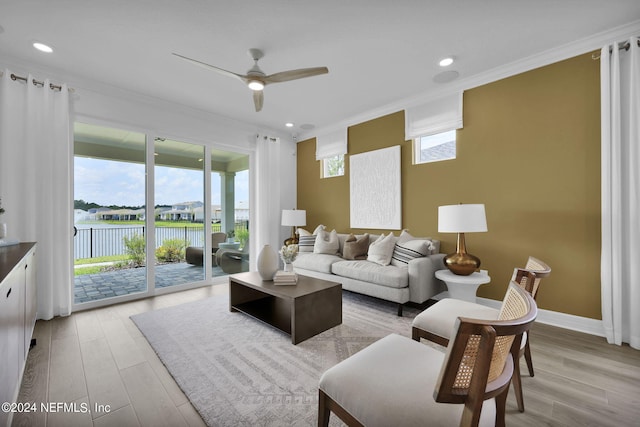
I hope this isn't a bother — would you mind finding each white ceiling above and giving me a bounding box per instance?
[1,1,640,139]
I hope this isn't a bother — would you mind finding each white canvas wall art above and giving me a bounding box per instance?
[349,145,401,229]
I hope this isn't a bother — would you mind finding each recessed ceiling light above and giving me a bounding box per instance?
[439,57,454,67]
[285,123,294,128]
[33,42,53,53]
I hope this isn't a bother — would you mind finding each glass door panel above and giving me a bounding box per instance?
[154,138,205,288]
[73,122,147,304]
[211,149,250,277]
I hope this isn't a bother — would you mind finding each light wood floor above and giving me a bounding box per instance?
[13,284,640,427]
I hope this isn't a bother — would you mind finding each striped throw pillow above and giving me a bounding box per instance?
[390,239,432,267]
[298,235,317,252]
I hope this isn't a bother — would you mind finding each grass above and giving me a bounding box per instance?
[75,255,128,265]
[74,266,106,276]
[76,220,224,230]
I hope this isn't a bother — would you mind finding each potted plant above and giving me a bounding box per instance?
[236,229,249,250]
[226,229,236,243]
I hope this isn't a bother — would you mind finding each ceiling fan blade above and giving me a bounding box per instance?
[253,90,264,112]
[172,53,245,82]
[263,67,328,84]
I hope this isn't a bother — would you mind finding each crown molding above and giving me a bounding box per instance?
[298,19,640,142]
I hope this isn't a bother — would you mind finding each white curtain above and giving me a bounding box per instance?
[255,134,282,254]
[600,38,640,349]
[0,70,73,320]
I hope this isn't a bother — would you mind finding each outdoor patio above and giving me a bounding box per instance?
[74,262,228,303]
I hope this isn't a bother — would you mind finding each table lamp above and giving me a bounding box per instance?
[438,204,487,275]
[281,209,306,246]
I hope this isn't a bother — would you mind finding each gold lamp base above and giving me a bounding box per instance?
[444,232,481,276]
[284,226,299,246]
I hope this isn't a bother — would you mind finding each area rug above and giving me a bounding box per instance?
[131,291,424,426]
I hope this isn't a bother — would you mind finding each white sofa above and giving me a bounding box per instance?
[292,230,446,316]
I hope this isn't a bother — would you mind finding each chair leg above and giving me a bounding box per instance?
[494,384,509,427]
[524,340,534,377]
[397,303,403,317]
[512,354,525,412]
[411,327,420,341]
[318,390,330,427]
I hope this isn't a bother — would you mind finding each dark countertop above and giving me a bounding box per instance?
[0,242,36,284]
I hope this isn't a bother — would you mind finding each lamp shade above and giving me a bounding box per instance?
[281,209,307,227]
[438,204,487,233]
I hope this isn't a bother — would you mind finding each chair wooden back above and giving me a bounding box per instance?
[512,256,551,299]
[433,281,537,426]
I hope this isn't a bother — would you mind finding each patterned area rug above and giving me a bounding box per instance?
[131,291,424,426]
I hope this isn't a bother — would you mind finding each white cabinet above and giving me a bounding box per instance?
[0,243,36,427]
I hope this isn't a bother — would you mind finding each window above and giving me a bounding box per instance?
[413,130,456,164]
[322,154,345,178]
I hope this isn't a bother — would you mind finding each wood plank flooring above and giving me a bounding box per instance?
[12,284,640,427]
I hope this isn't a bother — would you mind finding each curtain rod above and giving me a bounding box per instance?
[0,70,74,92]
[592,39,640,60]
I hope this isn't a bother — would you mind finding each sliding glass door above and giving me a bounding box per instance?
[73,121,251,308]
[73,123,148,303]
[154,138,205,289]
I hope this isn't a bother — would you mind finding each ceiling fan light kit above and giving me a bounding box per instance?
[173,48,328,112]
[247,80,264,91]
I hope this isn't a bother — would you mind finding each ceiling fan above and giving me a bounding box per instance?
[172,48,329,112]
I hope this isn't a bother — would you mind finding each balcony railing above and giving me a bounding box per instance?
[74,222,248,260]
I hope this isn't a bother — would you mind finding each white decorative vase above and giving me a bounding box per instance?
[257,244,279,280]
[0,223,6,240]
[284,262,293,272]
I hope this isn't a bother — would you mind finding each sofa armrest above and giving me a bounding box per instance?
[407,254,447,304]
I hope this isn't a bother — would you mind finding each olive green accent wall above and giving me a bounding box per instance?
[297,53,601,319]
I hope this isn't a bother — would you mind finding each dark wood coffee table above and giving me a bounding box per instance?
[229,271,342,344]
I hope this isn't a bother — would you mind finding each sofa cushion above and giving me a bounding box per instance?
[343,233,369,260]
[367,233,397,266]
[332,260,408,289]
[293,253,343,274]
[314,229,340,255]
[390,239,433,267]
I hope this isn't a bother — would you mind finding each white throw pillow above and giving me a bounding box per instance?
[314,229,339,255]
[367,233,397,266]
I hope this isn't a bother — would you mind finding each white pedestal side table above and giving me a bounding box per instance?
[434,269,491,303]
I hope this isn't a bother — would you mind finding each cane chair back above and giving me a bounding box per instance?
[434,282,537,426]
[512,256,551,299]
[435,282,537,408]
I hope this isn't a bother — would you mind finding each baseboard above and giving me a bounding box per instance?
[476,297,606,338]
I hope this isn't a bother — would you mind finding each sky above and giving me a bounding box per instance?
[74,157,249,207]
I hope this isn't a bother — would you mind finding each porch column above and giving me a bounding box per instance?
[220,172,236,234]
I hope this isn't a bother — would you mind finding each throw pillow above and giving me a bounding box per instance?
[367,233,397,266]
[314,229,339,255]
[390,239,434,267]
[297,224,326,252]
[343,233,370,260]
